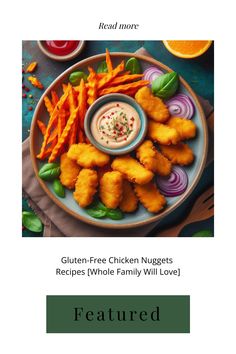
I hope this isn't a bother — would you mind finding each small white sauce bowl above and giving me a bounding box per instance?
[84,93,148,155]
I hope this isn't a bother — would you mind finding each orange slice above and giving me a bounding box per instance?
[163,40,212,59]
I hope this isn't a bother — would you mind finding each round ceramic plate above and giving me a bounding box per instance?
[30,52,208,229]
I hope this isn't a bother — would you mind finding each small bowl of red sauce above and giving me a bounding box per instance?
[37,40,85,61]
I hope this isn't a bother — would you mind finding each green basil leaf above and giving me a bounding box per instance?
[192,230,213,237]
[88,201,108,211]
[152,72,179,99]
[96,201,109,211]
[69,71,88,86]
[125,57,141,74]
[86,200,108,219]
[86,208,107,219]
[97,61,108,73]
[85,200,123,220]
[38,163,60,181]
[53,179,65,198]
[22,211,43,233]
[107,208,124,220]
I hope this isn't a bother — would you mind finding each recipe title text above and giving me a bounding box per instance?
[55,256,181,278]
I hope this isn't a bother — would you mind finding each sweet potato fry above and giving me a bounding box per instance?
[78,79,87,130]
[39,128,58,159]
[48,106,80,162]
[68,83,76,112]
[106,48,113,72]
[97,60,125,90]
[37,120,47,135]
[68,80,82,146]
[107,74,143,87]
[68,84,77,145]
[124,88,141,97]
[97,72,129,80]
[51,90,59,106]
[40,150,51,160]
[96,73,107,79]
[98,80,149,96]
[68,107,79,145]
[73,85,80,93]
[28,76,44,89]
[44,96,54,115]
[37,88,69,159]
[73,79,87,146]
[43,138,58,159]
[87,67,97,106]
[62,83,68,93]
[62,86,70,111]
[67,84,75,114]
[78,130,85,143]
[68,81,85,146]
[119,71,130,75]
[47,127,58,144]
[26,61,37,73]
[58,108,66,137]
[69,117,79,146]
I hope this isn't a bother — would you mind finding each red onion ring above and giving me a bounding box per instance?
[166,93,195,119]
[143,66,164,85]
[156,166,188,197]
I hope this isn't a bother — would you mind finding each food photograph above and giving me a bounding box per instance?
[22,40,214,237]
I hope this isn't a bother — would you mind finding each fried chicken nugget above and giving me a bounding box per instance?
[167,116,197,140]
[136,140,172,176]
[160,142,194,166]
[119,180,138,212]
[73,169,98,208]
[59,153,81,189]
[135,87,170,123]
[134,183,166,213]
[99,171,123,209]
[111,155,154,185]
[68,143,110,168]
[148,120,180,145]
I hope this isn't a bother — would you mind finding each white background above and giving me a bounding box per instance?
[1,0,236,353]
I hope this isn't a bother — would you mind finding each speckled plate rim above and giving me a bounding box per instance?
[30,52,208,230]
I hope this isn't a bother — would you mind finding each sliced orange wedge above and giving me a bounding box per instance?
[163,40,212,59]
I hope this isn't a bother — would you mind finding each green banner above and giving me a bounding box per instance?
[47,295,190,333]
